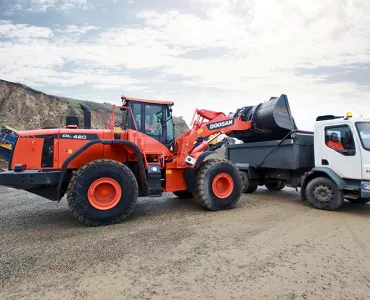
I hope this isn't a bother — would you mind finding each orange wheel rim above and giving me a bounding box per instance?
[212,173,234,199]
[88,178,122,210]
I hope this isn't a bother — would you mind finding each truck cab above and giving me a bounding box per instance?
[302,113,370,208]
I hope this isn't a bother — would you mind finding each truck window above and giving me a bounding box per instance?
[356,122,370,151]
[325,125,355,155]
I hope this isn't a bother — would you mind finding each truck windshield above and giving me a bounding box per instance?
[356,122,370,151]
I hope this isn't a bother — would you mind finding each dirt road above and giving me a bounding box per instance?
[1,186,369,300]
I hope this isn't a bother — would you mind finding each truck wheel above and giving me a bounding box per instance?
[194,159,242,210]
[240,171,258,193]
[265,180,285,191]
[67,159,138,226]
[173,190,193,199]
[305,177,344,211]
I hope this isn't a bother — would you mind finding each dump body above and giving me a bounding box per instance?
[226,131,315,189]
[226,132,314,170]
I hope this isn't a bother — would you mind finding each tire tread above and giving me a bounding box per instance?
[194,158,242,210]
[67,159,138,226]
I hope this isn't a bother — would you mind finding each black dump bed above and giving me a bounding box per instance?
[226,132,315,171]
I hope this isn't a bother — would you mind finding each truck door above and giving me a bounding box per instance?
[317,123,362,179]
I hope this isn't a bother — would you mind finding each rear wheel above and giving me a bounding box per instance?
[305,177,344,211]
[265,180,286,191]
[240,171,258,193]
[194,159,242,210]
[67,159,138,226]
[173,190,193,199]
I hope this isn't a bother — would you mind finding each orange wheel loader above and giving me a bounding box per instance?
[0,94,295,226]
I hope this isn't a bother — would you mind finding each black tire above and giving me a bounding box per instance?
[67,159,138,226]
[194,159,242,211]
[305,177,344,211]
[173,190,193,199]
[265,180,285,191]
[240,170,258,193]
[346,198,370,204]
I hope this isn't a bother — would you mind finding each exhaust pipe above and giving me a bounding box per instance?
[80,104,91,129]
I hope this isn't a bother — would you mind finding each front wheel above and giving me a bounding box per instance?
[305,177,344,211]
[67,159,138,226]
[194,159,242,211]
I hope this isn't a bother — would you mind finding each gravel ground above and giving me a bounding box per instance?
[0,186,370,300]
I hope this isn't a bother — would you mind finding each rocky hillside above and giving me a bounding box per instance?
[0,79,189,135]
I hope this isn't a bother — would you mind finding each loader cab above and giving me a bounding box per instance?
[121,97,175,146]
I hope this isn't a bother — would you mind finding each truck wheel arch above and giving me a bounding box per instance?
[56,139,149,200]
[301,168,346,201]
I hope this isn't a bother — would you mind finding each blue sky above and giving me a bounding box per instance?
[0,0,369,129]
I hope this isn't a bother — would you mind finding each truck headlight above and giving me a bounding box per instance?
[364,184,370,190]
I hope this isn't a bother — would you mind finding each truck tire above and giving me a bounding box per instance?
[173,190,193,199]
[67,159,138,226]
[265,180,286,191]
[240,171,258,193]
[305,177,344,211]
[194,159,242,210]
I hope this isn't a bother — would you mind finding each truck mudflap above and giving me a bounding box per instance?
[361,181,370,199]
[0,170,61,201]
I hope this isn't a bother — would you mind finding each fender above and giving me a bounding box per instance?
[301,167,346,201]
[56,139,149,200]
[234,163,261,180]
[184,151,215,193]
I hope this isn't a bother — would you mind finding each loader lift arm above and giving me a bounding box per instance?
[169,108,253,168]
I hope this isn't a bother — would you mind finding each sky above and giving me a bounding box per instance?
[0,0,369,130]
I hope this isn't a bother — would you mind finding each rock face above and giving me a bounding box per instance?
[0,79,189,135]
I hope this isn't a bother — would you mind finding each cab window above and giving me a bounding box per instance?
[144,104,163,137]
[132,103,143,132]
[166,116,174,143]
[356,122,370,151]
[325,125,355,156]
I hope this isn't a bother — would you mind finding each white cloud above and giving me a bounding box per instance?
[1,0,370,129]
[0,23,53,39]
[8,0,91,13]
[56,25,99,36]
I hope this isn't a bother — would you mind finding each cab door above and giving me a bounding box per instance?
[316,123,362,179]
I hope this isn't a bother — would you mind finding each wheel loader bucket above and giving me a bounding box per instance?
[229,94,297,143]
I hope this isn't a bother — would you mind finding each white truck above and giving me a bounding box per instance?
[301,113,370,209]
[227,95,370,210]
